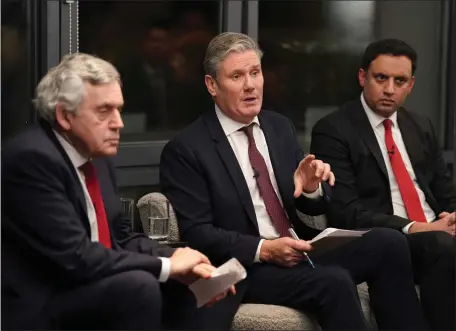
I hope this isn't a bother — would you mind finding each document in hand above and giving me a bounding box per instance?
[308,228,370,256]
[189,258,247,308]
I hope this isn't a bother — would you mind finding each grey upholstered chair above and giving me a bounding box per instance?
[137,192,381,330]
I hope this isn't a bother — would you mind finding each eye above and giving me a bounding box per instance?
[232,73,240,80]
[395,78,406,85]
[375,74,387,81]
[251,70,260,77]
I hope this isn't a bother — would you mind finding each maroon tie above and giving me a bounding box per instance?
[383,119,426,222]
[241,124,291,237]
[80,162,112,247]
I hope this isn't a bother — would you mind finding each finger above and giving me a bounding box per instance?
[301,154,315,167]
[321,165,331,182]
[192,264,213,279]
[293,173,304,198]
[229,286,236,295]
[312,160,324,177]
[290,239,312,252]
[198,252,211,265]
[439,212,450,219]
[328,172,336,186]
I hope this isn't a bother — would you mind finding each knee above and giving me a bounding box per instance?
[323,266,357,294]
[370,228,409,255]
[428,231,454,262]
[115,270,162,306]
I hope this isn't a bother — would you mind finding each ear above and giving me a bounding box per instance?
[55,103,72,131]
[408,75,415,93]
[204,75,217,97]
[358,68,367,88]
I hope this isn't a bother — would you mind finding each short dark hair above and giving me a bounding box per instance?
[361,39,417,75]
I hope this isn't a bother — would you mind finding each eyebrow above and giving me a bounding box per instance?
[373,73,409,80]
[229,64,261,75]
[96,102,124,109]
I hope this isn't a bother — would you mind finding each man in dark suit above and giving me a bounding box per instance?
[1,53,232,330]
[311,38,455,330]
[160,32,428,330]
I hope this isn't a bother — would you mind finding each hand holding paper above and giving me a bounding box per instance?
[189,258,246,308]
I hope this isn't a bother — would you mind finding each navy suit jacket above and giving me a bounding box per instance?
[1,120,174,329]
[160,110,329,267]
[311,99,456,230]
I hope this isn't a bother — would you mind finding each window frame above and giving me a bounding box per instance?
[54,0,455,187]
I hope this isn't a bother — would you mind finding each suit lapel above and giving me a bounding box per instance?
[258,114,293,212]
[347,100,389,179]
[204,112,259,231]
[397,110,429,198]
[40,121,91,232]
[397,110,423,175]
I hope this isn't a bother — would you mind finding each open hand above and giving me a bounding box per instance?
[294,154,335,198]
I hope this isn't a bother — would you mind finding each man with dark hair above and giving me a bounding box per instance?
[160,32,428,331]
[311,38,455,330]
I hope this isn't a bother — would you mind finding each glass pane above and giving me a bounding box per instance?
[78,1,220,141]
[1,0,34,143]
[259,1,444,152]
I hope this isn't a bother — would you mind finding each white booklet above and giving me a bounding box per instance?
[308,228,370,256]
[189,258,247,308]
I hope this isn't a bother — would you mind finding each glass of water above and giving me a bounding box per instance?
[120,198,135,230]
[148,200,169,241]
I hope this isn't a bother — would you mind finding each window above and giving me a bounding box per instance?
[258,1,446,153]
[1,0,37,143]
[259,1,375,151]
[78,1,220,141]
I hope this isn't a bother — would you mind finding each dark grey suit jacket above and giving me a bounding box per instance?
[1,120,174,329]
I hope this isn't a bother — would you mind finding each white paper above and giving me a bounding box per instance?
[189,258,247,308]
[308,227,369,245]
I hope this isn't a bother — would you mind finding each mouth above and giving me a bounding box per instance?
[243,97,257,103]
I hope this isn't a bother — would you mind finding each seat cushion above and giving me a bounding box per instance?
[231,283,377,330]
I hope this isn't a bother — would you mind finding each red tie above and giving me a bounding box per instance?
[241,124,291,237]
[383,119,426,222]
[80,162,112,248]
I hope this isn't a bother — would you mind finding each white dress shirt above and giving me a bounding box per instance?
[360,94,435,233]
[215,106,321,262]
[54,131,170,282]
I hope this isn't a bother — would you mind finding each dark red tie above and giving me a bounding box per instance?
[241,124,291,237]
[80,162,112,247]
[383,119,426,222]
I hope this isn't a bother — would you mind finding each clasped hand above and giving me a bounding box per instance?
[169,247,236,307]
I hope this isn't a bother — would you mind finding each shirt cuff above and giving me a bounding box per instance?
[302,183,323,199]
[402,222,415,234]
[157,257,171,282]
[254,239,265,263]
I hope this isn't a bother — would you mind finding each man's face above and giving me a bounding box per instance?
[205,50,263,124]
[359,54,415,117]
[59,81,124,158]
[143,28,170,63]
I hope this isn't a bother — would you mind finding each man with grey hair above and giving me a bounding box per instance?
[160,32,427,330]
[2,53,232,330]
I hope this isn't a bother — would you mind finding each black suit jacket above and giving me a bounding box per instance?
[1,121,174,329]
[310,98,456,230]
[160,110,328,268]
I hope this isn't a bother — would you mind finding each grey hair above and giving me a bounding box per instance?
[203,32,263,79]
[34,53,121,123]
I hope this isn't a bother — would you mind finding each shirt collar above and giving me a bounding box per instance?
[53,130,89,169]
[215,104,260,136]
[360,92,398,129]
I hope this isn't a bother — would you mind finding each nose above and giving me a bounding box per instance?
[384,78,395,96]
[243,75,255,91]
[111,109,124,130]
